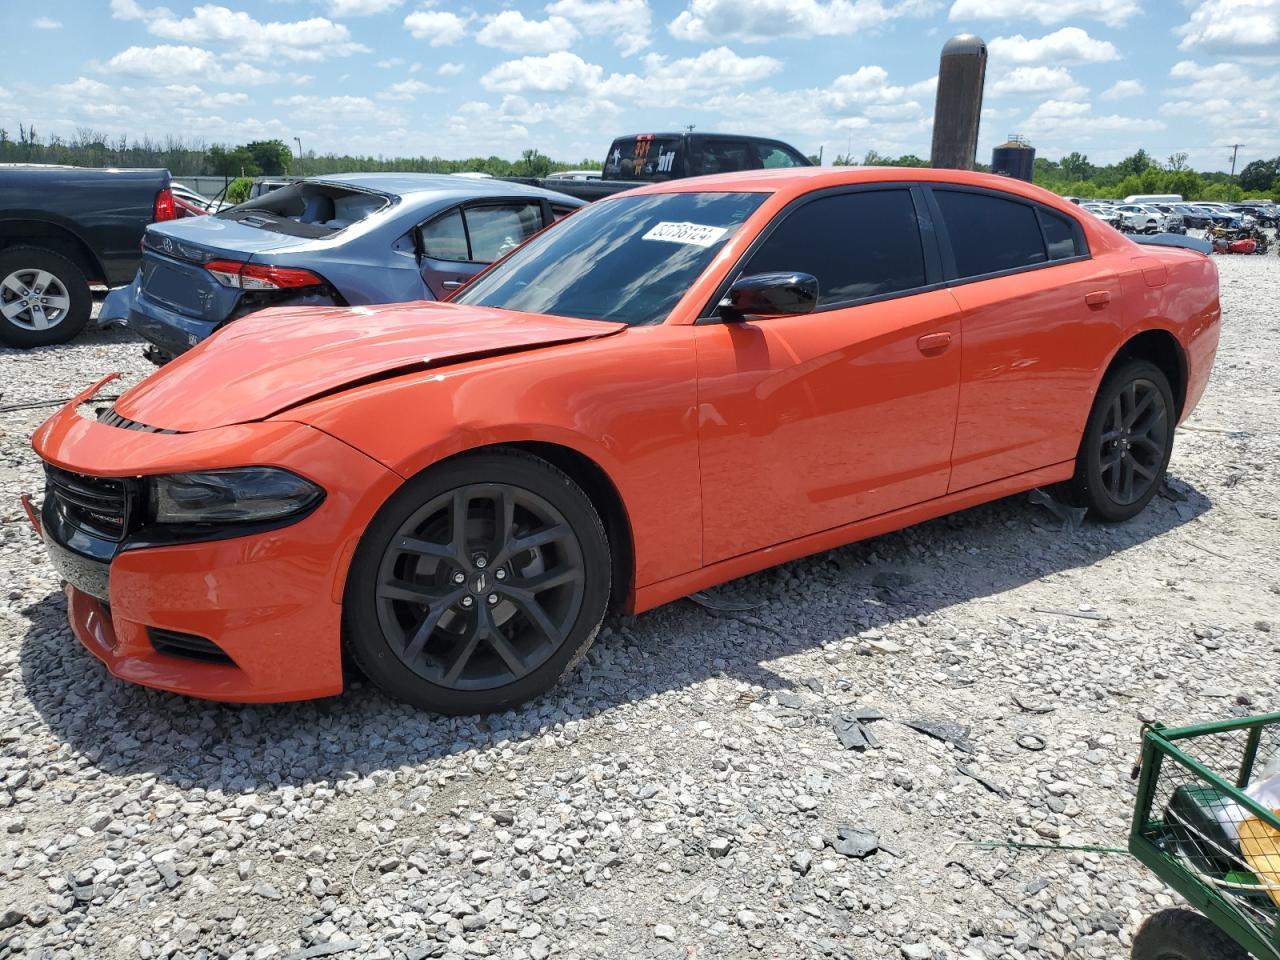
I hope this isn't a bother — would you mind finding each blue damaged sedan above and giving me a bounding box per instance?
[101,173,584,363]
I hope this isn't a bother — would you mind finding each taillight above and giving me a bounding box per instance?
[154,187,177,222]
[203,259,324,290]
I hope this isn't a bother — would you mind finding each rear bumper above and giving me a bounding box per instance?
[128,293,219,358]
[31,397,403,703]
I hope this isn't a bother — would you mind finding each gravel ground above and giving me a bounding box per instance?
[1,254,1278,960]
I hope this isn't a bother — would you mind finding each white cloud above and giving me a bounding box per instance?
[1023,97,1164,138]
[378,79,442,99]
[476,11,578,53]
[437,62,464,76]
[988,65,1085,98]
[599,47,783,104]
[988,27,1119,66]
[546,0,651,56]
[482,51,604,93]
[403,9,468,45]
[1176,0,1280,58]
[1100,78,1145,100]
[109,2,369,62]
[33,17,62,29]
[100,45,282,85]
[948,0,1139,27]
[376,57,404,68]
[668,0,934,43]
[326,0,402,15]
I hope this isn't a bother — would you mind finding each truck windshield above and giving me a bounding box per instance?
[453,191,767,326]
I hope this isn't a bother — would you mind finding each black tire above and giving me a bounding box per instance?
[0,246,92,347]
[1131,909,1249,960]
[1069,358,1175,522]
[344,449,611,714]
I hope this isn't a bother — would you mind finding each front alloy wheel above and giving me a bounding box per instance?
[345,450,611,714]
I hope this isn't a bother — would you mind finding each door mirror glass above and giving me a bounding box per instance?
[719,272,819,321]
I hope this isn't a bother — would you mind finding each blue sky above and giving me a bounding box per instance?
[1,0,1277,171]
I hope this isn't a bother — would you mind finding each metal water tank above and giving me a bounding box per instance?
[992,136,1036,181]
[930,34,987,171]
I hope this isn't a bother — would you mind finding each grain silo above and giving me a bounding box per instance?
[930,34,987,171]
[992,135,1036,181]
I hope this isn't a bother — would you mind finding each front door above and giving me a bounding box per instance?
[694,187,963,563]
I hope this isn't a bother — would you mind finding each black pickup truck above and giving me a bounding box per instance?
[0,164,176,347]
[504,132,812,201]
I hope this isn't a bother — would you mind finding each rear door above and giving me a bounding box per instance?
[418,200,546,298]
[929,187,1123,492]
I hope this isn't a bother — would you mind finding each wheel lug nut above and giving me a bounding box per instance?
[460,596,474,608]
[452,571,465,584]
[495,569,506,580]
[474,556,488,569]
[487,593,499,605]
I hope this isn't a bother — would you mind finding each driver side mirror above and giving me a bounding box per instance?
[718,272,819,322]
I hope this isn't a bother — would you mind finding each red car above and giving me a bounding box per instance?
[27,167,1220,714]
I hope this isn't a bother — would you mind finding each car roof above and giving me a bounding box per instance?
[311,172,577,203]
[621,165,1076,204]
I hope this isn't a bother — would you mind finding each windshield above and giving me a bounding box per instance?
[454,191,766,326]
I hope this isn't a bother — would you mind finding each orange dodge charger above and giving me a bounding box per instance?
[29,167,1220,714]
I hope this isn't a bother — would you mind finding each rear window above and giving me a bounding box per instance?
[219,182,389,238]
[603,135,682,181]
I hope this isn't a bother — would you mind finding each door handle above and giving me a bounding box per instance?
[1085,290,1111,307]
[442,280,464,290]
[916,331,952,354]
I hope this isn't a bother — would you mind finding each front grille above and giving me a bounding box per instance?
[97,405,176,434]
[149,628,234,664]
[44,465,130,541]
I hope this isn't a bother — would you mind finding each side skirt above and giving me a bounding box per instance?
[631,460,1075,614]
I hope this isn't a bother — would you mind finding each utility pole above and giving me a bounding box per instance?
[294,136,304,176]
[1227,144,1245,200]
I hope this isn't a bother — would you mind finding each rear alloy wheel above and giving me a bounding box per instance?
[0,246,91,348]
[1071,359,1175,522]
[345,450,611,714]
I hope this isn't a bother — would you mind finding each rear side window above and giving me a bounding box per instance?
[934,190,1046,278]
[420,202,544,264]
[742,189,926,306]
[1038,208,1080,260]
[694,139,756,177]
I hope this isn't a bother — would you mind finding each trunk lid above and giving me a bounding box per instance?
[139,218,319,323]
[113,301,626,432]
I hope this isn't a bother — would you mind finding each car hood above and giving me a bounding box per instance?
[113,301,626,432]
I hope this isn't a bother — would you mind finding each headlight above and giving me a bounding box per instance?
[149,468,323,524]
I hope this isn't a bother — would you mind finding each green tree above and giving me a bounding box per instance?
[1059,151,1093,181]
[520,148,552,177]
[1116,149,1154,177]
[1165,169,1205,200]
[1165,151,1189,172]
[225,176,254,204]
[1239,157,1280,192]
[207,144,261,178]
[243,139,292,175]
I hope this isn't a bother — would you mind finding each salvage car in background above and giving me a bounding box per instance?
[102,173,583,363]
[0,163,177,347]
[30,167,1219,715]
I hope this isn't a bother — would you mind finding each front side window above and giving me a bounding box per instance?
[742,189,926,306]
[454,191,766,326]
[420,202,544,264]
[759,145,806,168]
[934,190,1047,279]
[465,204,544,262]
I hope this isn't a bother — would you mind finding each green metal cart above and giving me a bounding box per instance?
[1130,713,1280,960]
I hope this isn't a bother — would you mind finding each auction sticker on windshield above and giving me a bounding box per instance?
[642,221,729,247]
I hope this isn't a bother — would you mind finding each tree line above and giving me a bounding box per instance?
[2,126,1276,203]
[0,128,591,182]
